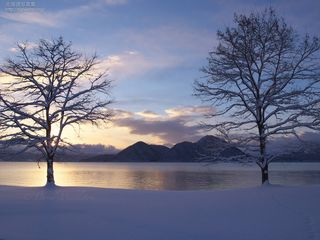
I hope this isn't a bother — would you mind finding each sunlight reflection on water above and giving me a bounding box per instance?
[1,162,320,190]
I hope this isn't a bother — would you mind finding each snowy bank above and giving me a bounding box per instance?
[0,185,320,240]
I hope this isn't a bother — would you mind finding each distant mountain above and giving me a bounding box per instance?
[275,148,320,162]
[195,135,244,158]
[0,149,104,162]
[3,135,320,162]
[115,141,170,162]
[162,141,198,162]
[84,135,245,162]
[0,150,39,162]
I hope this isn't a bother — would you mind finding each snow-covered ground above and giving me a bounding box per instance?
[0,185,319,240]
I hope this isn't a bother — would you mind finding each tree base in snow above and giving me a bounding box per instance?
[45,181,56,188]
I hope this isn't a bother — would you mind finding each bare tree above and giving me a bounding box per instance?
[194,8,320,184]
[0,37,113,186]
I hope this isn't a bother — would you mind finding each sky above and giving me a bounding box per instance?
[0,0,320,150]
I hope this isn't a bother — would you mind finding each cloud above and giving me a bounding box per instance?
[115,117,202,144]
[97,50,181,80]
[88,24,218,96]
[112,106,212,144]
[0,11,57,27]
[165,106,214,118]
[113,109,135,119]
[0,0,128,28]
[67,143,119,154]
[206,0,320,36]
[117,25,215,60]
[136,110,160,119]
[0,32,14,45]
[1,10,57,27]
[98,25,216,81]
[8,41,38,52]
[0,4,93,27]
[104,0,128,5]
[0,0,127,27]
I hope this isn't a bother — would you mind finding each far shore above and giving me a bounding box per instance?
[1,159,320,162]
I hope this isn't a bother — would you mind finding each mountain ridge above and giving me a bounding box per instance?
[1,135,320,162]
[83,135,245,162]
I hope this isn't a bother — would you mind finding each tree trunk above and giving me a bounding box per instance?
[261,163,269,184]
[258,124,269,184]
[46,158,55,186]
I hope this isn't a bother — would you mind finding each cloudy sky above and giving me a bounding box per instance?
[0,0,319,149]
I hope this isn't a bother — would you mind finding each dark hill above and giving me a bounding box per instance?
[115,141,170,162]
[163,141,198,162]
[84,135,245,162]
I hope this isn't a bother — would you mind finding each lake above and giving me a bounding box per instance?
[1,162,320,190]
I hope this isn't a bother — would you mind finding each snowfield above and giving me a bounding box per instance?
[0,185,320,240]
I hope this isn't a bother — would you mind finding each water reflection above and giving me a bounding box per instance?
[0,162,47,186]
[0,162,320,190]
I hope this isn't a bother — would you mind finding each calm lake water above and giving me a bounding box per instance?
[1,162,320,190]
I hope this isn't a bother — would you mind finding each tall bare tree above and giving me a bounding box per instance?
[0,37,113,186]
[194,8,320,183]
